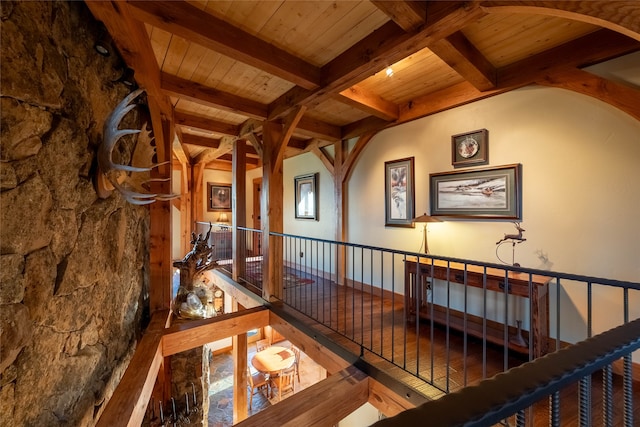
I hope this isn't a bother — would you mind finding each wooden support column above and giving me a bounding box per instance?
[192,161,206,225]
[149,112,173,312]
[333,140,348,286]
[233,139,247,282]
[232,301,248,423]
[261,122,284,301]
[260,107,305,300]
[179,161,192,255]
[332,133,377,287]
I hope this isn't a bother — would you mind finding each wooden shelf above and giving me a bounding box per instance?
[404,258,551,358]
[412,303,530,355]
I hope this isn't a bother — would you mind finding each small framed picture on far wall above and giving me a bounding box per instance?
[294,173,318,220]
[207,182,231,212]
[452,128,488,167]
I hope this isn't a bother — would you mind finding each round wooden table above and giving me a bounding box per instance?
[251,346,295,375]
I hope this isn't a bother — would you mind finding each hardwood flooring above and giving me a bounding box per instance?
[273,275,639,426]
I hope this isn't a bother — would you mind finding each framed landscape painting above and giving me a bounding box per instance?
[429,164,522,219]
[385,157,415,227]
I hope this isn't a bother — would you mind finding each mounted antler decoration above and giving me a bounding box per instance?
[96,88,178,205]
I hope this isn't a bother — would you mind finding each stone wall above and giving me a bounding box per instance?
[1,1,150,425]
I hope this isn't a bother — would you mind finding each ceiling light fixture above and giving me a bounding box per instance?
[385,67,394,77]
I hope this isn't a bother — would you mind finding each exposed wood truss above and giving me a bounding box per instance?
[87,1,640,171]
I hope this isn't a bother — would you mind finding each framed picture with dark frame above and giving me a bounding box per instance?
[384,157,415,227]
[429,163,522,219]
[294,173,318,220]
[207,182,232,212]
[452,128,488,167]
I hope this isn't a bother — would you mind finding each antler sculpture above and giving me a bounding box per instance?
[97,88,178,205]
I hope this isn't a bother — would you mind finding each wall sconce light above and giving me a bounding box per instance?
[412,213,442,254]
[217,212,229,223]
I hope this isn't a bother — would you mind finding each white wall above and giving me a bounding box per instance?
[283,151,337,238]
[348,86,640,281]
[361,86,640,342]
[284,84,640,348]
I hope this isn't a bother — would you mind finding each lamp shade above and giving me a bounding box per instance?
[412,212,442,223]
[217,212,229,223]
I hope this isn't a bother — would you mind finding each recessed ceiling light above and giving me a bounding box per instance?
[385,67,394,77]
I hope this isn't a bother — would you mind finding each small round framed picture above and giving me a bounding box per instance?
[451,129,488,167]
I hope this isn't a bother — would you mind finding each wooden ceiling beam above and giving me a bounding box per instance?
[337,85,399,121]
[174,111,241,136]
[269,1,485,120]
[205,160,233,171]
[193,136,234,165]
[342,116,392,141]
[126,0,322,89]
[172,129,189,166]
[370,0,427,32]
[169,82,340,142]
[399,81,506,123]
[162,73,268,120]
[296,116,341,141]
[218,153,260,165]
[429,31,497,91]
[497,29,640,87]
[398,29,640,124]
[538,68,640,121]
[181,133,221,149]
[479,1,640,41]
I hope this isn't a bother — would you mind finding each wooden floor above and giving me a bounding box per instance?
[273,274,639,426]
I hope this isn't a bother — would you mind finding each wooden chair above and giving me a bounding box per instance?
[256,338,270,352]
[290,345,301,383]
[247,366,269,410]
[270,365,296,401]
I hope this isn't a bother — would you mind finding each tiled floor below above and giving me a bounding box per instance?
[207,341,326,426]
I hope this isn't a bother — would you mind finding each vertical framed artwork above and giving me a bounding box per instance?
[384,157,415,227]
[451,128,488,167]
[429,163,522,219]
[207,182,232,212]
[294,173,318,220]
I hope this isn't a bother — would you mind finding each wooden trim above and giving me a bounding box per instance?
[368,377,417,417]
[162,307,269,356]
[234,366,369,427]
[96,311,168,427]
[203,269,264,309]
[269,311,352,375]
[538,68,640,121]
[343,278,401,303]
[479,0,640,41]
[126,0,321,89]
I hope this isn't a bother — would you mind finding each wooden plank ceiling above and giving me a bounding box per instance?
[90,1,640,171]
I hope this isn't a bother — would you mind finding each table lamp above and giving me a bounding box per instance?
[217,212,229,223]
[412,213,441,254]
